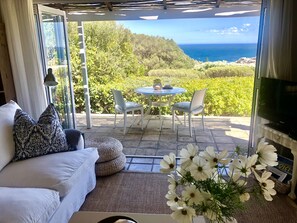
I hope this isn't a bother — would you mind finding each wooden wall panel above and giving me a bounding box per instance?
[0,23,16,105]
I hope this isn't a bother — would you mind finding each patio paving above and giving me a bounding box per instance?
[76,114,251,157]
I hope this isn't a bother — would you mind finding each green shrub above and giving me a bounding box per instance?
[147,69,204,79]
[205,65,254,78]
[83,76,254,116]
[195,61,228,71]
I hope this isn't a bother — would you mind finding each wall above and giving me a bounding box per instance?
[0,4,2,23]
[0,23,17,104]
[293,2,297,81]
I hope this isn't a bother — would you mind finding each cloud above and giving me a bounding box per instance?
[209,26,240,35]
[209,23,251,35]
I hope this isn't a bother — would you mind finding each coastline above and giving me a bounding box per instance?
[178,43,257,63]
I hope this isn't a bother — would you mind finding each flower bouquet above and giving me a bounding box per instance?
[160,139,278,223]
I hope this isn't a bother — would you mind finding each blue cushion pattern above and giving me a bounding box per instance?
[13,104,71,161]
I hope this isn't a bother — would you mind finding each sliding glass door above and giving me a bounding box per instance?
[35,5,75,129]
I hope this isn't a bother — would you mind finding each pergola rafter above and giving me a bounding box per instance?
[33,0,261,13]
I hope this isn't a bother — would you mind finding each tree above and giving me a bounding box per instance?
[67,21,195,112]
[132,34,195,71]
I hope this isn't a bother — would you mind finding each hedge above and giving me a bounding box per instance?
[84,76,254,116]
[205,66,254,78]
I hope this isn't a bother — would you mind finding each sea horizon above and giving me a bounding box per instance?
[178,43,257,63]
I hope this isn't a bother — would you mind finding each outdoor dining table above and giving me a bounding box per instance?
[135,86,186,129]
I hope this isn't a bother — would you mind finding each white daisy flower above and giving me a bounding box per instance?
[182,185,205,205]
[254,170,276,201]
[229,154,258,177]
[176,166,188,177]
[160,153,176,173]
[180,144,199,168]
[166,191,181,207]
[239,192,250,202]
[200,146,229,168]
[170,204,196,223]
[229,172,247,187]
[254,163,267,171]
[204,209,219,221]
[256,139,278,167]
[190,156,212,180]
[168,174,178,192]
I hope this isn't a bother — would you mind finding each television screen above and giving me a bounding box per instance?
[258,77,297,138]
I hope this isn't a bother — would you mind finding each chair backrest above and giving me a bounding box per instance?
[112,89,126,111]
[190,89,207,112]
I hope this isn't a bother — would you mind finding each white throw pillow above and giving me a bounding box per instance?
[0,100,21,171]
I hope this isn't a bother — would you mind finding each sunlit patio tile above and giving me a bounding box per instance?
[214,136,234,143]
[195,135,214,143]
[217,143,237,152]
[122,140,141,147]
[135,148,157,156]
[142,134,160,141]
[139,141,158,148]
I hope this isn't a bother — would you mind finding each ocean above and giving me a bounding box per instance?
[178,43,257,62]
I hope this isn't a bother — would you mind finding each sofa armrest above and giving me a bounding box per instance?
[64,129,84,150]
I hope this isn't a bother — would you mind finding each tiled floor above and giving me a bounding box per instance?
[125,156,163,172]
[76,113,251,172]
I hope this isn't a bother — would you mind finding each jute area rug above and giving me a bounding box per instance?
[80,171,297,223]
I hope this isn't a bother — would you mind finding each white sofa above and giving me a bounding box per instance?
[0,101,99,223]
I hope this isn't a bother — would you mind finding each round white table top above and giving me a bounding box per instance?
[135,87,186,96]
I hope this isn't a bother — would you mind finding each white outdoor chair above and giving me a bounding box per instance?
[171,89,207,137]
[112,89,143,134]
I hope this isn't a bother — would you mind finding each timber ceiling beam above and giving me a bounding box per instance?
[163,0,167,10]
[105,1,113,11]
[33,0,158,4]
[215,0,221,8]
[33,0,262,13]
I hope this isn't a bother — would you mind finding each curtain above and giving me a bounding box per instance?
[0,0,47,120]
[261,0,296,81]
[252,0,297,150]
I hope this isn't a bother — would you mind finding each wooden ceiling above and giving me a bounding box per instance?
[34,0,262,13]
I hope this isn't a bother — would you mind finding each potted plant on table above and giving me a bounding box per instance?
[160,139,278,223]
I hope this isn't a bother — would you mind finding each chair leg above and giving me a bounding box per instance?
[114,112,117,128]
[140,108,143,130]
[124,112,127,135]
[189,113,192,137]
[172,108,175,131]
[159,107,162,129]
[202,111,205,131]
[131,111,135,127]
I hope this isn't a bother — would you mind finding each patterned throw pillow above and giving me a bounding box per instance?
[13,104,72,161]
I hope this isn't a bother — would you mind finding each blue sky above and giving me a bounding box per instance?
[117,16,260,44]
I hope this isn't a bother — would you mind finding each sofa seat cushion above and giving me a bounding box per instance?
[0,147,99,197]
[0,187,60,223]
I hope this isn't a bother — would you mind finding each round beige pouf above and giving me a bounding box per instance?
[86,137,123,163]
[95,153,126,177]
[86,137,125,176]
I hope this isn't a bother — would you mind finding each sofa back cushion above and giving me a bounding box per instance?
[0,101,21,171]
[13,103,71,161]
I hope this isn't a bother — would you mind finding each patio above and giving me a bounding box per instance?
[76,114,251,157]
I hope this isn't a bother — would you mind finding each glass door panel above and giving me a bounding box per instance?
[35,5,75,129]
